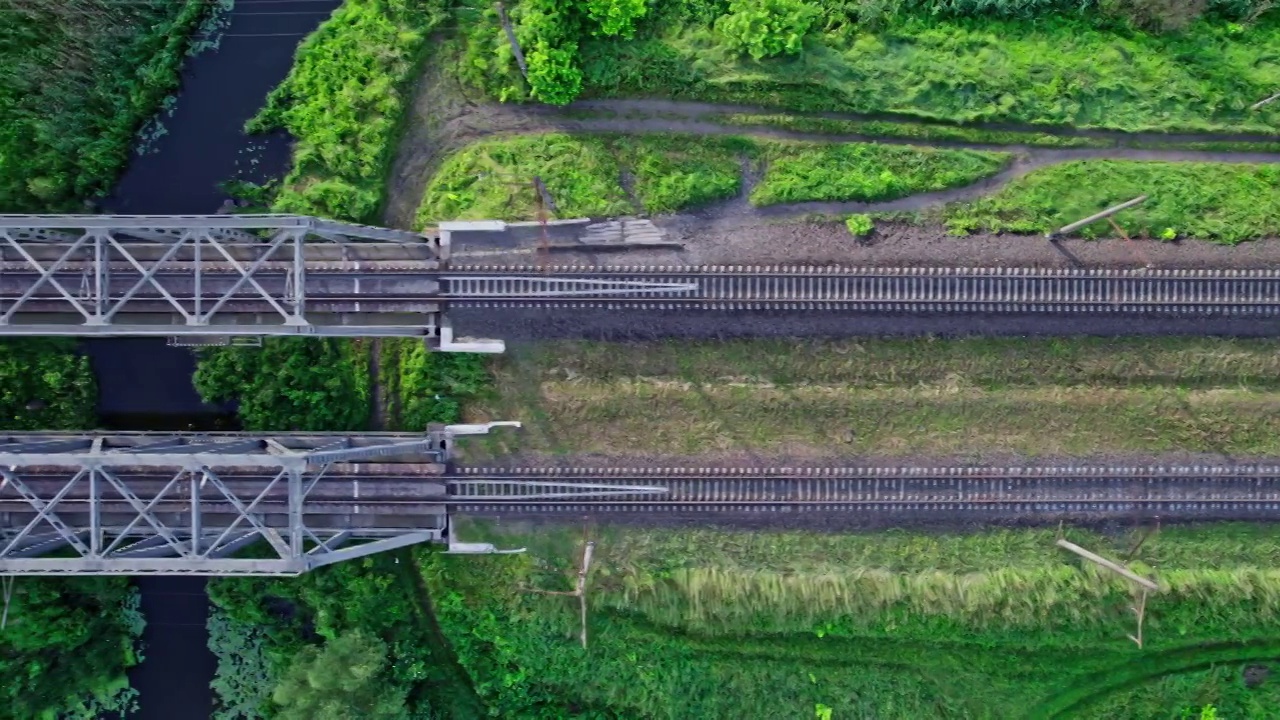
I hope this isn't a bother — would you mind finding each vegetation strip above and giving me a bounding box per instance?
[470,338,1280,459]
[422,520,1280,718]
[0,0,208,211]
[456,2,1280,135]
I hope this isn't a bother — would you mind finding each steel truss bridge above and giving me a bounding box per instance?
[8,216,1280,351]
[0,426,675,575]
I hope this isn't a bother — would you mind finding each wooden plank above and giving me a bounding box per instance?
[1056,538,1160,592]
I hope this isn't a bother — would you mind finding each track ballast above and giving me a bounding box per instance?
[442,265,1280,314]
[449,465,1280,520]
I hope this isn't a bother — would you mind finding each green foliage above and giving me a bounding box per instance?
[384,340,492,429]
[612,135,746,213]
[0,339,96,430]
[417,133,632,223]
[944,160,1280,243]
[253,0,447,222]
[584,0,651,38]
[422,521,1280,718]
[750,140,1009,205]
[193,338,370,431]
[558,12,1280,134]
[272,631,408,720]
[209,608,273,720]
[1,579,144,719]
[0,0,206,211]
[716,0,820,59]
[527,43,586,106]
[845,213,875,236]
[210,553,486,719]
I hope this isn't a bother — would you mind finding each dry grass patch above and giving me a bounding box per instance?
[466,338,1280,459]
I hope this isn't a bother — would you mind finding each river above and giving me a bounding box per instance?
[100,2,341,717]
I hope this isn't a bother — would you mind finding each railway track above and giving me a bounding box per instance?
[448,466,1280,519]
[441,265,1280,314]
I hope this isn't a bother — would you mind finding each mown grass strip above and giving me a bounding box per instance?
[469,338,1280,458]
[944,160,1280,243]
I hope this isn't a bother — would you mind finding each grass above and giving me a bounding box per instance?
[417,133,747,223]
[568,14,1280,135]
[466,337,1280,459]
[943,160,1280,242]
[715,112,1115,148]
[422,521,1280,718]
[0,0,206,211]
[251,0,446,222]
[750,139,1009,205]
[380,340,491,430]
[419,132,1015,221]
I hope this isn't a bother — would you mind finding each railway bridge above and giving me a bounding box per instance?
[3,214,1280,576]
[5,215,1280,350]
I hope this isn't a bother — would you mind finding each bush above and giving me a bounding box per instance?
[272,632,407,720]
[845,213,875,237]
[526,43,585,105]
[715,0,820,60]
[0,0,205,211]
[584,0,651,37]
[252,0,447,221]
[193,338,370,431]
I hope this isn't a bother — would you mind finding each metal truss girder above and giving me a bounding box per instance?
[0,425,516,576]
[0,214,439,339]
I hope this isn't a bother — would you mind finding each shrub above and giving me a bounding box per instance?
[527,43,585,105]
[584,0,650,37]
[845,213,875,237]
[1100,0,1209,30]
[715,0,820,60]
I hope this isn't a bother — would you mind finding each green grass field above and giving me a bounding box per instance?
[467,337,1280,459]
[422,521,1280,718]
[945,160,1280,243]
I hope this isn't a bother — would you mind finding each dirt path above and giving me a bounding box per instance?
[383,93,1280,228]
[384,88,1280,268]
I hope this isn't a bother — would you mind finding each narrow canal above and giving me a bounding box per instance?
[99,2,341,717]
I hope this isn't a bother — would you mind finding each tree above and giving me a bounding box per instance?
[716,0,819,60]
[271,631,408,720]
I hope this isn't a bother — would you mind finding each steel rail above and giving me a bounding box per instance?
[439,266,1280,314]
[447,467,1280,518]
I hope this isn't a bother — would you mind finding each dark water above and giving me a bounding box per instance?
[102,2,341,718]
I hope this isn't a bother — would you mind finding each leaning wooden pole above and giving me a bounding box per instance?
[1055,538,1160,592]
[1250,90,1280,111]
[495,2,529,80]
[1047,195,1148,239]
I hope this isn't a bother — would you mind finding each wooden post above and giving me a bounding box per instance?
[1055,538,1160,592]
[1128,589,1148,648]
[495,2,529,80]
[577,541,595,649]
[1047,195,1148,239]
[1250,90,1280,111]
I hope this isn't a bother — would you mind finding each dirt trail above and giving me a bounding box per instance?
[385,90,1280,268]
[383,94,1280,231]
